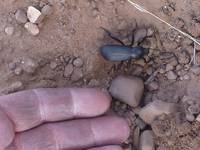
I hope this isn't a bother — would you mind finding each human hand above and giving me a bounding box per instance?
[0,88,130,150]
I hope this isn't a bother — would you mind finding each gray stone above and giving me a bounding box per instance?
[64,64,74,78]
[134,28,147,43]
[147,81,159,91]
[109,76,144,107]
[71,68,83,81]
[166,71,177,80]
[21,58,39,74]
[15,9,28,24]
[73,58,83,67]
[41,5,53,16]
[139,130,155,150]
[139,100,178,124]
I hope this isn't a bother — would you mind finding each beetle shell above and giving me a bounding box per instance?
[100,45,149,61]
[100,45,133,61]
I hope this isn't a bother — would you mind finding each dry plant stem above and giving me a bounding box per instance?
[127,0,199,64]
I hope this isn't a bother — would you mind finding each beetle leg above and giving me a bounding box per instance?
[100,27,125,45]
[129,29,135,47]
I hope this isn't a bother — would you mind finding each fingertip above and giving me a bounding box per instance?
[0,109,15,149]
[71,88,111,117]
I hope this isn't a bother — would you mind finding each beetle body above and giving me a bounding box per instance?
[100,45,149,61]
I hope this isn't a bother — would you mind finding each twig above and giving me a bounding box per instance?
[189,42,196,65]
[127,0,200,64]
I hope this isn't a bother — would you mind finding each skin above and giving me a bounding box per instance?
[0,88,130,150]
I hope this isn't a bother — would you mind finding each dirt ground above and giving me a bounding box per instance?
[1,0,200,149]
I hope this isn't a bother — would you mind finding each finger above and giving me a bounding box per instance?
[88,145,123,150]
[0,88,111,132]
[0,109,15,149]
[12,116,130,150]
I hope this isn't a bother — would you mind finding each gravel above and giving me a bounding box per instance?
[139,130,155,150]
[24,22,39,36]
[5,26,14,35]
[166,71,178,80]
[64,64,74,78]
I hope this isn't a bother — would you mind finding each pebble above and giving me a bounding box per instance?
[186,113,195,122]
[135,117,147,130]
[15,9,28,24]
[134,28,147,43]
[133,127,140,149]
[139,130,155,150]
[71,68,83,81]
[147,81,159,91]
[73,58,83,67]
[165,64,174,72]
[14,67,22,75]
[8,62,16,71]
[188,104,200,115]
[21,58,39,74]
[196,114,200,122]
[166,71,177,80]
[27,6,44,23]
[50,61,58,69]
[146,67,153,75]
[191,66,200,75]
[64,64,74,78]
[109,76,144,107]
[5,81,24,94]
[41,5,53,16]
[24,22,40,36]
[139,100,178,124]
[5,26,14,35]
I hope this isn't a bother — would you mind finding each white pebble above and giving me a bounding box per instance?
[5,27,14,35]
[24,22,40,36]
[27,6,44,23]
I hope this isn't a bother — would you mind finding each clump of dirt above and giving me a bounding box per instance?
[1,0,200,149]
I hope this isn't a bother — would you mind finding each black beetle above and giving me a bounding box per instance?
[100,27,149,61]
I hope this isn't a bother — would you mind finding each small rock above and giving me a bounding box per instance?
[166,71,177,80]
[24,22,39,36]
[41,5,53,16]
[186,113,195,122]
[139,100,178,124]
[182,74,190,80]
[191,66,200,75]
[21,58,39,74]
[73,58,83,67]
[15,9,28,24]
[50,61,58,69]
[188,104,200,115]
[134,28,147,43]
[135,117,147,130]
[147,27,155,37]
[165,64,174,72]
[5,26,14,35]
[71,68,83,81]
[146,67,153,75]
[27,6,44,23]
[8,62,16,71]
[133,127,140,149]
[109,76,144,107]
[196,114,200,122]
[64,64,74,78]
[177,51,190,64]
[4,81,24,94]
[147,81,159,91]
[88,79,100,87]
[139,130,155,150]
[14,67,23,75]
